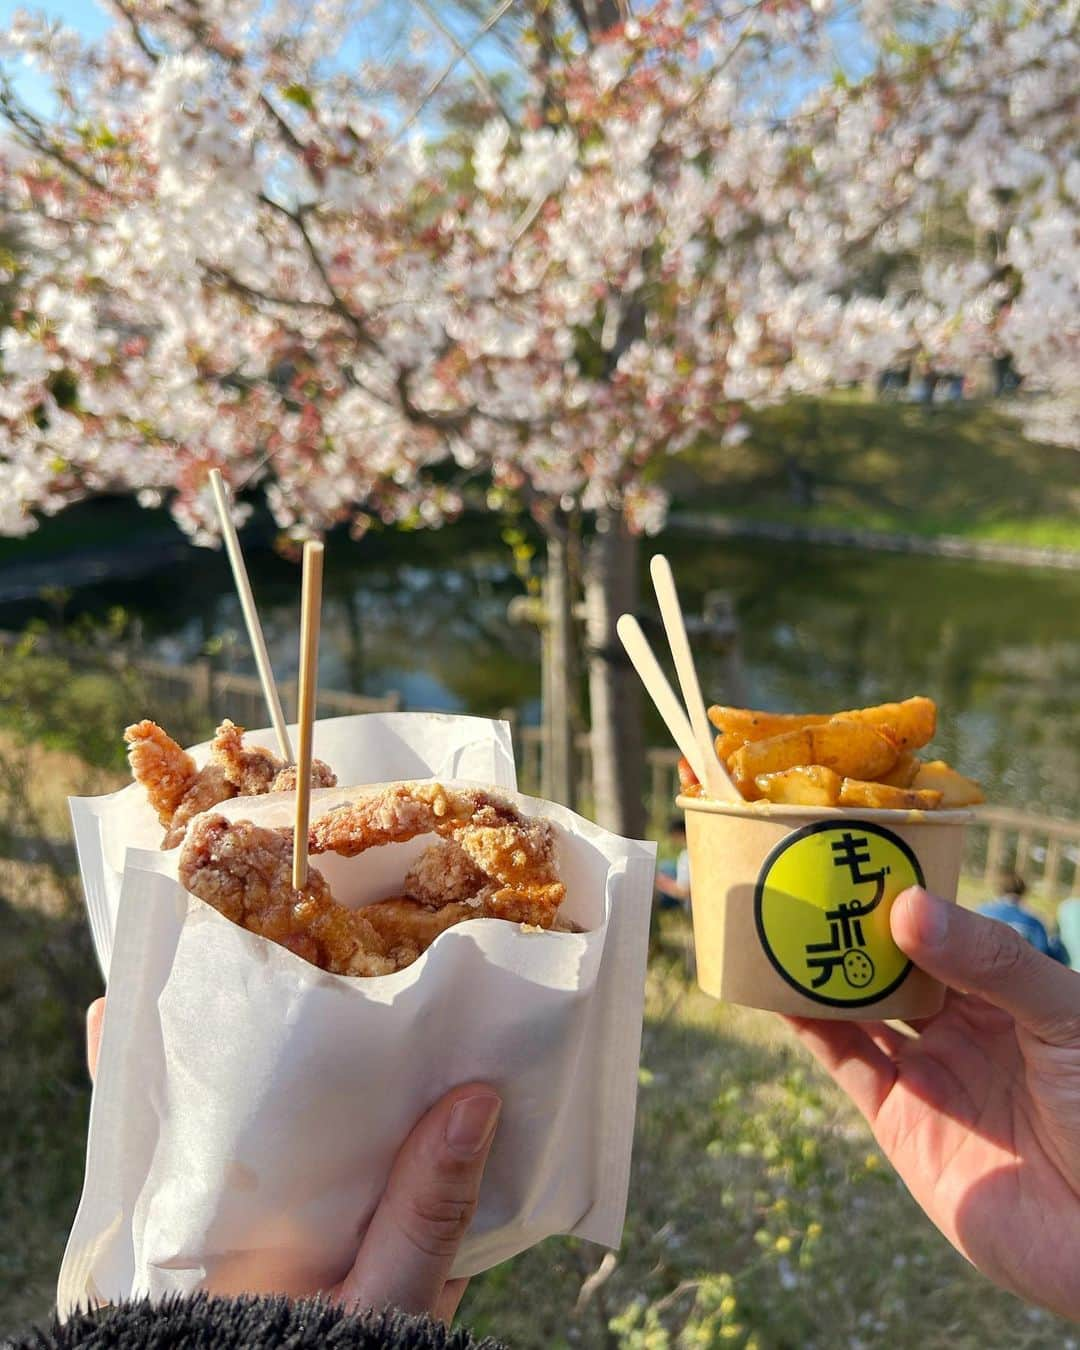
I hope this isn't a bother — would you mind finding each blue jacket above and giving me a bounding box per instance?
[977,898,1067,963]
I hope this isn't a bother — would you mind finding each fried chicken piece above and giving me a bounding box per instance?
[126,721,238,848]
[362,897,483,969]
[177,784,569,977]
[403,839,487,909]
[163,764,237,849]
[180,814,395,977]
[309,782,565,928]
[127,719,339,849]
[270,761,338,792]
[211,719,337,795]
[124,720,199,824]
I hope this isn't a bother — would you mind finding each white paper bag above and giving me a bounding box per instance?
[58,780,656,1311]
[69,713,518,977]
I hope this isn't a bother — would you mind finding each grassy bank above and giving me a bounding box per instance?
[668,397,1080,553]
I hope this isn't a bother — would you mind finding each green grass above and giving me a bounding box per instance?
[461,917,1076,1349]
[666,397,1080,553]
[0,899,100,1332]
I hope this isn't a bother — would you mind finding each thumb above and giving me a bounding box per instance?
[892,887,1080,1043]
[337,1084,501,1318]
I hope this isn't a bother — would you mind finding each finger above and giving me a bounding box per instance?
[86,998,106,1082]
[338,1084,501,1317]
[863,1020,909,1058]
[434,1277,470,1324]
[892,887,1080,1044]
[782,1016,897,1124]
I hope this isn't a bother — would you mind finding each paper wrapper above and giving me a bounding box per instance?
[679,794,971,1020]
[58,771,656,1312]
[69,713,518,977]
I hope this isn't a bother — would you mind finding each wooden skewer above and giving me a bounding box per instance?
[616,614,709,788]
[292,540,324,891]
[208,469,293,763]
[649,554,740,802]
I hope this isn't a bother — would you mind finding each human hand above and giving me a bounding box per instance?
[785,888,1080,1321]
[84,998,500,1322]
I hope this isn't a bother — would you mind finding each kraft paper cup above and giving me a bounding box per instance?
[677,794,973,1020]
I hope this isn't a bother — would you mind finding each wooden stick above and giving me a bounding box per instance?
[208,469,293,763]
[616,614,709,788]
[649,554,741,802]
[292,540,324,891]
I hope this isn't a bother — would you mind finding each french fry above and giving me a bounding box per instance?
[729,718,897,798]
[911,759,985,807]
[755,765,842,806]
[708,706,830,762]
[841,696,936,752]
[703,696,978,810]
[839,778,943,811]
[708,696,936,761]
[878,750,920,788]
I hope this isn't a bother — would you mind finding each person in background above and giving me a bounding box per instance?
[1057,895,1080,971]
[977,871,1067,962]
[655,815,691,910]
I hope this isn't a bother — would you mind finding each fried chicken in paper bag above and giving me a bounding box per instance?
[125,718,336,847]
[178,781,567,975]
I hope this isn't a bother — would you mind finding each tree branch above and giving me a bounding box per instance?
[0,79,109,193]
[257,192,379,350]
[107,0,159,64]
[410,0,515,126]
[199,261,345,315]
[386,0,521,152]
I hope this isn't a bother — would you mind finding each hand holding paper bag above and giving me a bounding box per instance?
[84,996,498,1323]
[60,716,655,1313]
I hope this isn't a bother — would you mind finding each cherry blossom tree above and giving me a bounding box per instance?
[0,0,1076,832]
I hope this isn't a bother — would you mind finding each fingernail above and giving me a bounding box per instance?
[908,887,949,949]
[445,1094,501,1158]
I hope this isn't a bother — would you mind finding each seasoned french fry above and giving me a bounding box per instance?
[843,696,937,751]
[755,765,842,806]
[878,750,920,788]
[839,778,943,811]
[911,760,984,807]
[729,718,897,798]
[708,706,830,762]
[708,696,936,761]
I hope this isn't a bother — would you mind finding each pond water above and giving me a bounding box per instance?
[3,520,1078,816]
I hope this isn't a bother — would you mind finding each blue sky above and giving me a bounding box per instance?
[0,0,112,109]
[0,0,515,121]
[1,0,873,125]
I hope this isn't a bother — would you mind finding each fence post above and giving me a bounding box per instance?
[191,659,213,717]
[649,753,666,825]
[983,824,1006,887]
[1015,830,1033,878]
[1043,838,1063,899]
[282,679,299,723]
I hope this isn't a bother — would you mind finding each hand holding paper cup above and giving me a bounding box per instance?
[621,559,983,1022]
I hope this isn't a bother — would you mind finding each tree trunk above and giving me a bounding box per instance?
[542,531,575,809]
[585,509,645,839]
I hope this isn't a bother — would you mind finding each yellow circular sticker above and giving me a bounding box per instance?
[754,822,924,1007]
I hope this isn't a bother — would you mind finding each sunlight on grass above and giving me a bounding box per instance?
[671,397,1080,554]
